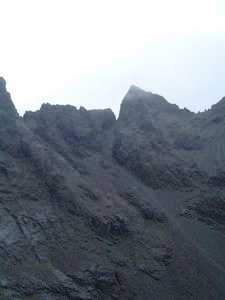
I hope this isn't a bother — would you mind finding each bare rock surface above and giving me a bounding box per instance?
[0,79,224,299]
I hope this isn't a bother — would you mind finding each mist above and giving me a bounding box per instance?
[0,0,225,115]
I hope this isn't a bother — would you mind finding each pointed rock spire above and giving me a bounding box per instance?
[123,85,151,102]
[119,85,171,122]
[0,77,18,117]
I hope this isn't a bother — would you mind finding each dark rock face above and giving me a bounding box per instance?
[0,79,225,299]
[0,77,18,116]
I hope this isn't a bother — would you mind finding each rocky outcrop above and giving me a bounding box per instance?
[0,78,224,299]
[0,77,18,116]
[113,86,205,189]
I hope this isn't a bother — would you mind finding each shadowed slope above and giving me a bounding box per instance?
[0,79,224,299]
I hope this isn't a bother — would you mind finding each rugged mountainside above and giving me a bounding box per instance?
[0,78,225,299]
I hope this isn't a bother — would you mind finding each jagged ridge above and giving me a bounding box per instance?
[0,78,224,299]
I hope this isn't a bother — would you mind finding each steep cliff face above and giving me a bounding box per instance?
[115,85,225,185]
[0,79,225,299]
[114,86,203,189]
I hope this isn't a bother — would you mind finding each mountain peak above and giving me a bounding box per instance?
[0,78,225,299]
[128,84,149,93]
[123,85,171,107]
[0,77,6,90]
[0,77,18,117]
[211,96,225,112]
[124,85,151,101]
[119,85,180,122]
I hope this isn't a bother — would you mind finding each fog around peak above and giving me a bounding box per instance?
[1,0,225,116]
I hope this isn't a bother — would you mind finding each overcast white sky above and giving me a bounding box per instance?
[0,0,225,116]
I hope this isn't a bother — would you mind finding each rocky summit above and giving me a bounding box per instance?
[0,79,225,300]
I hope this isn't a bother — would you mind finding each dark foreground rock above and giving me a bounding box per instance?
[0,79,224,299]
